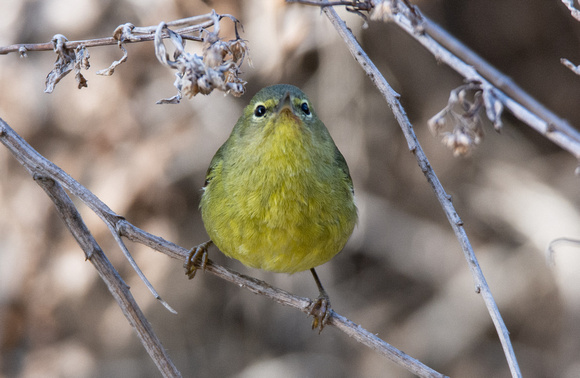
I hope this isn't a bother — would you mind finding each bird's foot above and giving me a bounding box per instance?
[309,293,331,333]
[183,241,212,279]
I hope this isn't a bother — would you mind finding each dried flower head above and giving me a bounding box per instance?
[428,81,504,157]
[441,127,482,157]
[155,13,248,104]
[369,0,395,22]
[45,34,90,93]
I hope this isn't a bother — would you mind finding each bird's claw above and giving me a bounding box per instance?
[309,295,331,333]
[184,241,211,279]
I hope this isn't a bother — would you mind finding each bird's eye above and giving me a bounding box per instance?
[254,105,266,117]
[300,102,310,115]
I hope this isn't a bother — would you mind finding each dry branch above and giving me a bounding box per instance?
[284,2,523,377]
[289,0,580,163]
[0,116,447,377]
[561,0,580,21]
[5,2,569,375]
[0,14,214,55]
[418,15,580,160]
[561,1,580,76]
[0,120,181,378]
[0,12,247,99]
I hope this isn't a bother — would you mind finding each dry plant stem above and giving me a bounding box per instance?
[559,1,580,76]
[547,237,580,265]
[120,224,446,378]
[291,0,580,160]
[0,29,201,56]
[0,118,172,311]
[330,313,447,378]
[0,122,180,378]
[417,16,580,160]
[320,6,522,378]
[561,58,580,76]
[0,14,218,55]
[0,117,445,378]
[561,0,580,21]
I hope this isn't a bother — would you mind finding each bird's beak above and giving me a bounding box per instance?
[275,91,293,115]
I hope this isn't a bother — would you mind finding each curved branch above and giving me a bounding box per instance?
[20,161,181,377]
[289,0,580,162]
[119,223,446,378]
[0,117,447,377]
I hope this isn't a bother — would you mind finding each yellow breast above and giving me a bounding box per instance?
[201,103,356,273]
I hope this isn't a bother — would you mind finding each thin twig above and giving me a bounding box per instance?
[0,14,217,55]
[561,0,580,21]
[1,121,181,378]
[0,117,447,377]
[0,30,205,56]
[547,237,580,265]
[419,16,580,159]
[1,12,248,99]
[290,0,580,163]
[0,113,174,311]
[286,0,372,9]
[119,223,446,378]
[560,0,580,75]
[318,5,522,378]
[561,58,580,76]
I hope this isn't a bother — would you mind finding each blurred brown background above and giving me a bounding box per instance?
[1,0,579,377]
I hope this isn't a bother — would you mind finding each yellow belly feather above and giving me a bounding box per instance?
[201,113,356,273]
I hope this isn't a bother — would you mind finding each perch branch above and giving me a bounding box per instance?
[317,5,522,378]
[0,120,180,378]
[120,223,447,378]
[0,117,447,377]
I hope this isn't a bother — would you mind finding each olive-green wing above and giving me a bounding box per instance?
[334,146,354,195]
[203,141,228,188]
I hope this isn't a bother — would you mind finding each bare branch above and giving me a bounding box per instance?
[330,313,445,377]
[1,123,181,378]
[561,58,580,76]
[108,218,177,314]
[418,16,580,161]
[287,0,373,10]
[561,0,580,21]
[315,4,522,378]
[0,14,215,55]
[0,117,447,377]
[289,0,580,163]
[547,237,580,265]
[0,12,247,97]
[120,224,446,378]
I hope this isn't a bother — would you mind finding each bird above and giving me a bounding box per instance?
[184,84,357,331]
